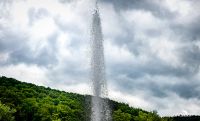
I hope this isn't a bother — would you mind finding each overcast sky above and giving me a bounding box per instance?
[1,0,200,116]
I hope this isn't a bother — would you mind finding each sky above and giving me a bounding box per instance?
[0,0,200,116]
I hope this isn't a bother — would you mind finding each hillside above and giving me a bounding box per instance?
[0,76,199,121]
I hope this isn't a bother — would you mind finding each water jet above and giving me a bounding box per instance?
[90,1,111,121]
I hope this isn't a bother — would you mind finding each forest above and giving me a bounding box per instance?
[0,76,199,121]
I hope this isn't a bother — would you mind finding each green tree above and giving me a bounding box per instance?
[134,111,148,121]
[134,111,162,121]
[161,117,173,121]
[0,101,16,121]
[0,76,187,121]
[113,109,132,121]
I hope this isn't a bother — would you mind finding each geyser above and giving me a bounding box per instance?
[90,1,111,121]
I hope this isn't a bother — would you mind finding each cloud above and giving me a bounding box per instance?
[0,64,48,86]
[0,25,59,67]
[101,0,175,19]
[179,45,200,72]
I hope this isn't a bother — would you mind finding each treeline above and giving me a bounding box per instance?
[0,76,199,121]
[166,116,200,121]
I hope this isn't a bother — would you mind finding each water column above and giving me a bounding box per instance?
[90,1,111,121]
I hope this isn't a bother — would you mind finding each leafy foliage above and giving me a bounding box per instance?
[0,76,199,121]
[113,109,131,121]
[0,101,16,121]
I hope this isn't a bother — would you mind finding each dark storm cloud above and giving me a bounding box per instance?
[146,80,200,100]
[170,17,200,42]
[100,0,200,101]
[0,0,81,68]
[107,45,199,99]
[108,52,200,99]
[101,0,175,19]
[145,79,200,100]
[11,34,58,67]
[108,56,191,79]
[165,1,200,42]
[0,27,27,52]
[0,0,87,67]
[179,45,200,72]
[169,82,200,99]
[113,75,169,98]
[111,66,200,99]
[47,58,89,86]
[0,26,58,67]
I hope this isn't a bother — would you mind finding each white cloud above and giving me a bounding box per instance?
[0,64,48,86]
[156,93,200,116]
[105,40,135,64]
[0,53,9,62]
[30,17,57,40]
[123,10,164,31]
[52,82,91,95]
[100,3,124,39]
[163,0,192,16]
[11,1,30,27]
[148,37,180,67]
[163,0,199,25]
[109,89,153,110]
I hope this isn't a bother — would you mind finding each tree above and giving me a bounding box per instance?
[134,111,163,121]
[0,76,183,121]
[0,101,16,121]
[113,109,132,121]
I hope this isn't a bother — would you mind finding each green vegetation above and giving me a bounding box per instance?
[0,101,16,121]
[0,76,199,121]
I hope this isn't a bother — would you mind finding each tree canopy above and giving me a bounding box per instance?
[0,76,199,121]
